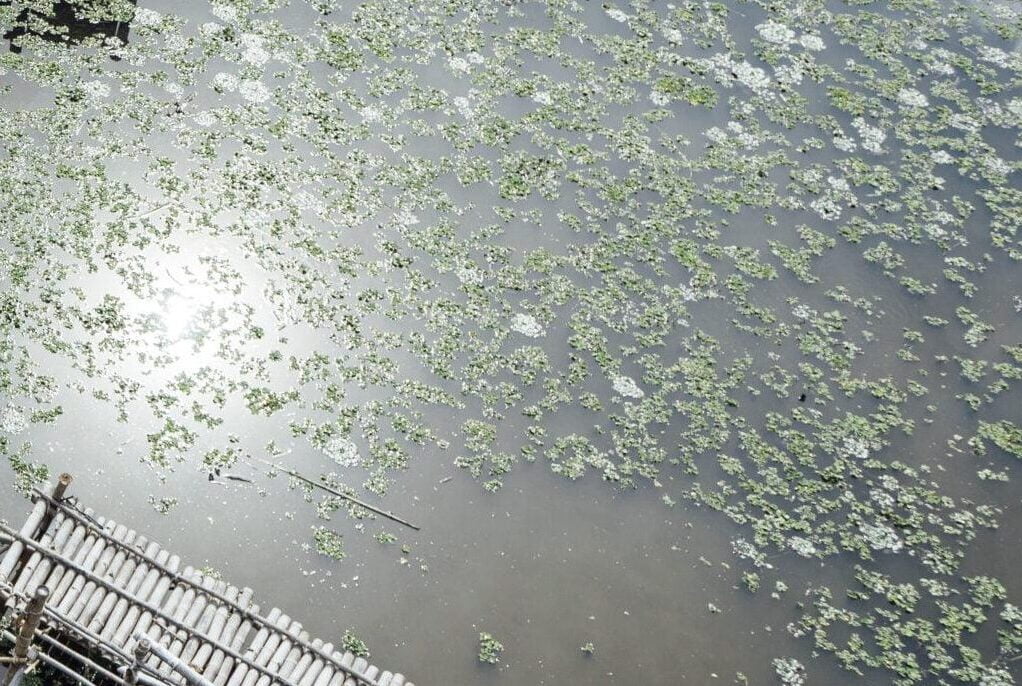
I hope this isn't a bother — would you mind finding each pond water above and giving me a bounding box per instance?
[2,0,1022,684]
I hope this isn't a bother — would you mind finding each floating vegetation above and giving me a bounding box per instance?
[341,628,370,659]
[312,527,346,561]
[1,0,1021,682]
[477,632,504,665]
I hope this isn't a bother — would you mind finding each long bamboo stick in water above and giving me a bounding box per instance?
[244,457,419,531]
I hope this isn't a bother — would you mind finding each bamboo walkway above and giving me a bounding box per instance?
[0,475,414,686]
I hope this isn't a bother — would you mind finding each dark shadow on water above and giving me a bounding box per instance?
[2,0,135,58]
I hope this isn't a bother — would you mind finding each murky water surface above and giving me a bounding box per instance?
[2,0,1022,684]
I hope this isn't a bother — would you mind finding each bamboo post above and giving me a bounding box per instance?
[36,473,72,535]
[134,632,217,686]
[123,636,151,685]
[2,585,49,686]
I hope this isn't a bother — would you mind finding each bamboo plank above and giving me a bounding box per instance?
[208,600,259,685]
[224,605,284,686]
[13,511,69,595]
[4,524,299,686]
[127,552,181,651]
[163,571,217,671]
[53,521,113,617]
[300,642,337,682]
[111,548,171,645]
[99,540,161,641]
[185,584,238,677]
[286,637,322,683]
[29,491,379,686]
[3,487,401,686]
[223,607,283,686]
[38,512,96,597]
[273,628,309,681]
[343,658,370,686]
[141,563,193,672]
[22,516,82,597]
[309,665,333,686]
[174,576,229,683]
[64,523,129,621]
[154,565,201,676]
[49,514,108,603]
[326,652,355,686]
[82,531,144,628]
[193,586,251,676]
[88,535,150,634]
[251,619,303,686]
[241,613,294,686]
[0,498,46,583]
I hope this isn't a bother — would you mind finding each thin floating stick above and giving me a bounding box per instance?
[247,457,420,532]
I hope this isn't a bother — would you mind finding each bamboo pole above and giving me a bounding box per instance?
[0,631,101,686]
[251,619,303,686]
[192,587,251,677]
[244,459,419,531]
[144,566,193,675]
[327,653,355,686]
[224,607,282,686]
[190,584,239,668]
[31,491,377,686]
[2,585,49,686]
[276,630,309,681]
[37,515,94,597]
[160,569,211,678]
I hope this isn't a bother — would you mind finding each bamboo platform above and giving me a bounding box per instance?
[0,475,413,686]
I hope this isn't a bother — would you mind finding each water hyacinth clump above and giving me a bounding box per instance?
[1,0,1021,682]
